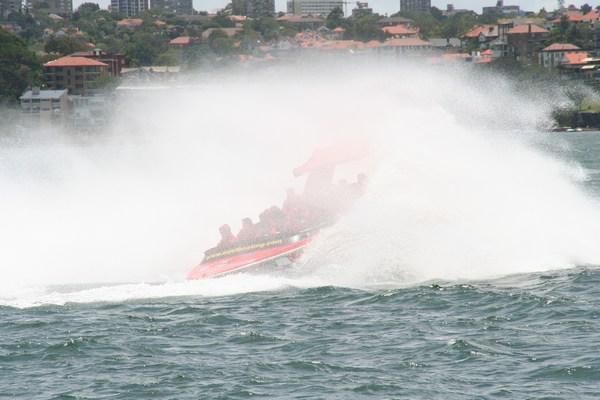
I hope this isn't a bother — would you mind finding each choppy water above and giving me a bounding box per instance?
[2,132,600,399]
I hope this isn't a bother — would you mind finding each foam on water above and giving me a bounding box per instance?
[2,60,600,307]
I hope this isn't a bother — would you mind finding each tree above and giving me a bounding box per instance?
[430,6,444,21]
[326,6,344,29]
[208,29,235,54]
[0,28,41,103]
[581,3,592,14]
[251,17,280,41]
[44,35,90,55]
[125,32,168,65]
[75,2,100,18]
[352,15,383,41]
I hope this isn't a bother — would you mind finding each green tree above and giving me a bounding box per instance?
[326,7,344,29]
[208,29,235,54]
[125,32,168,65]
[581,3,592,13]
[250,17,280,41]
[352,15,383,41]
[0,28,41,103]
[44,35,91,55]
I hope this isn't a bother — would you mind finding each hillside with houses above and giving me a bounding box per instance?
[3,0,600,129]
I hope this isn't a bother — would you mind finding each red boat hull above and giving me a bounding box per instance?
[187,233,314,280]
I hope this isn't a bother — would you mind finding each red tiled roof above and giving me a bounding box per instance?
[582,10,600,21]
[44,56,108,67]
[382,38,430,47]
[169,36,198,45]
[117,18,143,27]
[481,49,493,55]
[562,52,589,65]
[507,24,549,34]
[229,15,247,22]
[553,11,585,23]
[333,26,346,33]
[382,25,418,36]
[463,25,497,39]
[543,43,581,52]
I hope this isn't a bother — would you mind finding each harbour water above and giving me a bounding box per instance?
[2,133,600,399]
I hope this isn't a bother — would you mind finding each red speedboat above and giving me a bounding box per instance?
[186,228,319,280]
[187,142,368,280]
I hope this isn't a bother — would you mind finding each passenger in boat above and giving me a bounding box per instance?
[352,173,368,198]
[237,218,255,242]
[218,224,237,247]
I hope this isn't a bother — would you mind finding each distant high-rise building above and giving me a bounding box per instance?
[399,0,430,14]
[286,0,343,16]
[151,0,193,15]
[27,0,72,16]
[111,0,148,17]
[0,0,22,18]
[232,0,274,17]
[352,1,372,18]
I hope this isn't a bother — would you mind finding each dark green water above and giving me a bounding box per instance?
[2,133,600,399]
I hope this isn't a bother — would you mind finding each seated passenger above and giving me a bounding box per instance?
[218,224,237,247]
[351,173,368,198]
[237,217,255,242]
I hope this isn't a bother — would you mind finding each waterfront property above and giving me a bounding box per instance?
[43,56,109,96]
[19,88,70,125]
[70,49,126,77]
[540,43,583,68]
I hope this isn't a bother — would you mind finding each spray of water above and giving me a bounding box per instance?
[1,59,600,307]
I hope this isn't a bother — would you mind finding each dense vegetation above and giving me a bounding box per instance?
[0,28,41,104]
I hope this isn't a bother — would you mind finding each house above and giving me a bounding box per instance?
[382,25,419,39]
[116,18,144,29]
[43,56,109,95]
[20,88,70,124]
[540,43,583,68]
[380,38,431,55]
[168,36,201,47]
[277,15,324,30]
[462,25,498,49]
[70,49,126,77]
[506,24,550,64]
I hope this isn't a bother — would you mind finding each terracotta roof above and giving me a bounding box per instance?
[543,43,581,52]
[169,36,198,45]
[382,38,430,47]
[333,26,346,33]
[562,52,589,65]
[552,11,583,24]
[481,49,494,55]
[229,15,247,22]
[117,18,143,27]
[507,24,549,35]
[365,40,381,48]
[582,10,600,22]
[463,25,497,39]
[382,25,419,36]
[44,56,108,67]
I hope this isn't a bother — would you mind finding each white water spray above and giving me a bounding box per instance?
[1,60,600,307]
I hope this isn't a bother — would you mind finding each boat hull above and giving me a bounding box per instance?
[187,232,315,280]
